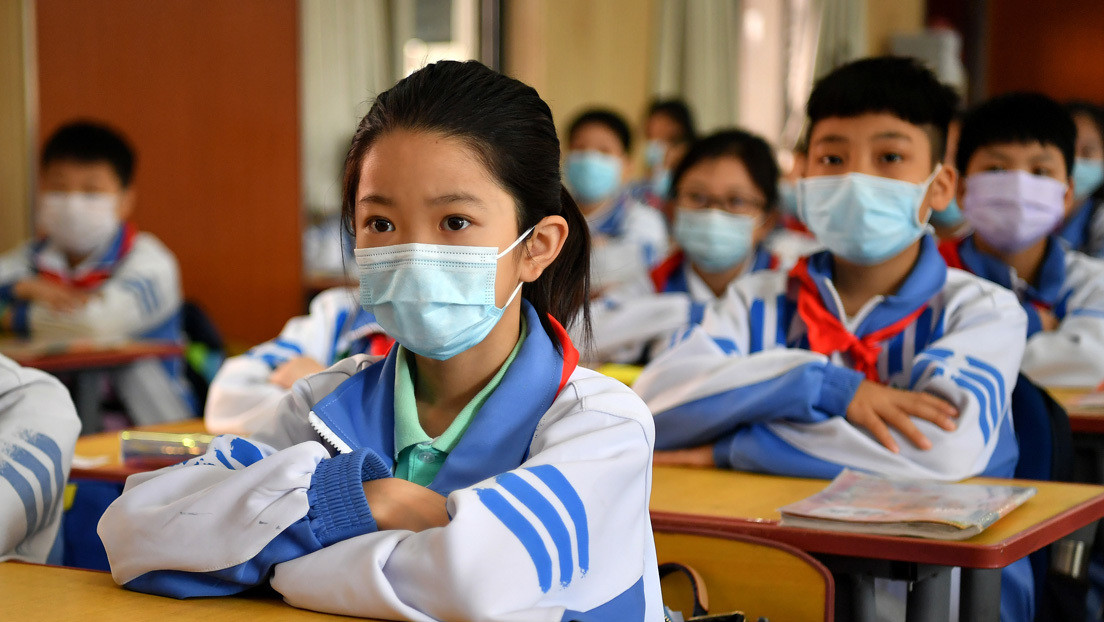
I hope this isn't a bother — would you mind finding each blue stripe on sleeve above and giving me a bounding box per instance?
[496,472,575,587]
[20,431,64,522]
[913,307,933,351]
[966,355,1006,399]
[886,332,905,378]
[957,367,999,439]
[0,457,38,534]
[748,298,764,353]
[5,444,54,532]
[526,465,589,574]
[775,294,793,347]
[953,376,991,442]
[475,487,553,592]
[560,576,646,621]
[688,302,706,326]
[1071,308,1104,319]
[330,310,349,364]
[271,339,304,355]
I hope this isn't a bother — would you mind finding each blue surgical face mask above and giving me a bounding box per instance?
[644,139,667,169]
[1072,157,1104,202]
[777,181,799,217]
[565,151,623,204]
[673,208,757,272]
[797,166,940,265]
[929,197,964,228]
[651,168,673,198]
[355,227,533,360]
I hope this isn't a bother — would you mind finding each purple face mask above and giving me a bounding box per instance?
[961,170,1068,253]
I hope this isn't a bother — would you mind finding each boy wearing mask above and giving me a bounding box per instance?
[0,121,191,421]
[941,93,1104,387]
[635,57,1031,620]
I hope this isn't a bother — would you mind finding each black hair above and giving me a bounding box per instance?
[341,60,591,348]
[669,129,780,210]
[1066,101,1104,148]
[566,108,633,154]
[956,92,1077,178]
[806,56,959,165]
[647,98,697,144]
[41,121,135,187]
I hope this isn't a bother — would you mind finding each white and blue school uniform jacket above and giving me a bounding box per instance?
[99,302,663,622]
[941,235,1104,387]
[587,195,670,293]
[585,247,776,365]
[635,236,1033,621]
[0,354,79,563]
[1058,196,1104,258]
[205,287,391,436]
[0,225,190,410]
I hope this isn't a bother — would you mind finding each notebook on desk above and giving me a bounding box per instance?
[778,469,1036,540]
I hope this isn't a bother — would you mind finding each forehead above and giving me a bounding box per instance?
[569,122,623,149]
[680,156,757,189]
[646,113,682,140]
[40,160,123,189]
[1073,113,1103,142]
[970,140,1066,162]
[810,113,931,149]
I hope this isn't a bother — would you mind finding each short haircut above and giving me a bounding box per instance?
[41,120,136,187]
[567,108,633,154]
[669,128,780,210]
[1066,100,1104,147]
[647,98,697,144]
[806,56,959,165]
[956,92,1076,177]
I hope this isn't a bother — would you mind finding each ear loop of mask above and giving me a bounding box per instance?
[918,163,944,226]
[495,225,537,310]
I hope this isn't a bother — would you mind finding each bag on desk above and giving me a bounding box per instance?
[660,562,749,622]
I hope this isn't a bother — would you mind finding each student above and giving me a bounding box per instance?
[930,112,970,240]
[1056,102,1104,257]
[634,57,1030,620]
[0,354,79,563]
[628,98,697,213]
[98,60,662,621]
[940,92,1104,387]
[0,121,191,421]
[587,129,782,364]
[205,287,391,435]
[565,108,669,294]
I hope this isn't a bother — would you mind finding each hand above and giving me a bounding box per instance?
[268,356,327,388]
[845,380,959,453]
[363,478,449,532]
[13,277,90,312]
[653,445,716,468]
[1037,308,1059,332]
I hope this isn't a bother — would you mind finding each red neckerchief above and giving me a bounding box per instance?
[789,257,928,381]
[650,251,685,293]
[364,333,396,356]
[547,314,579,393]
[36,223,137,290]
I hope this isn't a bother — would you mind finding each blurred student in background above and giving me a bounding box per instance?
[0,121,191,422]
[930,111,970,240]
[941,93,1104,387]
[626,98,697,214]
[585,129,782,363]
[565,108,669,295]
[1056,101,1104,256]
[205,287,391,435]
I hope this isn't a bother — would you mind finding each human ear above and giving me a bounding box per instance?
[1062,179,1077,219]
[924,164,958,213]
[519,215,568,283]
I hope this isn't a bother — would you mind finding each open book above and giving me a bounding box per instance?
[778,469,1036,540]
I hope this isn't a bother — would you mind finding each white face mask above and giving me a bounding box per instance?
[38,192,121,256]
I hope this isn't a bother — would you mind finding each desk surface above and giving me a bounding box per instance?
[1047,386,1104,434]
[72,420,208,482]
[0,338,183,373]
[649,465,1104,569]
[0,563,375,620]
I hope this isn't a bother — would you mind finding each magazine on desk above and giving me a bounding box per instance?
[778,469,1037,540]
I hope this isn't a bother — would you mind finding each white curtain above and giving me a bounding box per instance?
[299,0,394,217]
[651,0,743,133]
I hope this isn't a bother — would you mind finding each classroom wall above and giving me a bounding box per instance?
[987,0,1104,102]
[35,0,302,346]
[867,0,927,55]
[0,0,33,251]
[504,0,657,147]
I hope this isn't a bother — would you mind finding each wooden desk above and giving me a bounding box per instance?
[0,338,186,433]
[1047,386,1104,434]
[72,420,209,482]
[650,466,1104,621]
[0,562,376,620]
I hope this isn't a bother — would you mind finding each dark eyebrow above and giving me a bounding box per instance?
[811,134,848,146]
[358,194,392,206]
[979,147,1013,161]
[1029,151,1059,162]
[429,193,486,208]
[872,131,912,142]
